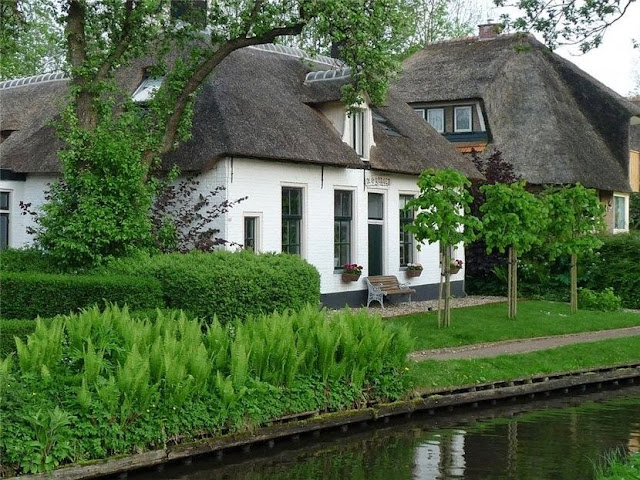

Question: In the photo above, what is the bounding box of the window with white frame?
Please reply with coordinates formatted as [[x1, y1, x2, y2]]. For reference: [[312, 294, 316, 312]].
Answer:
[[614, 195, 627, 230], [426, 108, 445, 133], [334, 190, 353, 269], [454, 106, 472, 132], [350, 111, 365, 157], [0, 191, 9, 251], [282, 187, 303, 254], [132, 76, 164, 103], [244, 216, 259, 251], [399, 195, 415, 266], [414, 108, 425, 119]]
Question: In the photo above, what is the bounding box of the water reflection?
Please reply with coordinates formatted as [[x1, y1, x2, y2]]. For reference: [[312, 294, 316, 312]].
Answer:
[[130, 387, 640, 480]]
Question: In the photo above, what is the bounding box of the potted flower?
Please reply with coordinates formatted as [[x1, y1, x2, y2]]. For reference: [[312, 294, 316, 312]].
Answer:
[[406, 263, 423, 277], [341, 263, 363, 282], [449, 259, 463, 274]]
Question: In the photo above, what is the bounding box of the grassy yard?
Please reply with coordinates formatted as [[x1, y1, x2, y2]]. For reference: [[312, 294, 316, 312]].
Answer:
[[408, 336, 640, 390], [386, 300, 640, 351]]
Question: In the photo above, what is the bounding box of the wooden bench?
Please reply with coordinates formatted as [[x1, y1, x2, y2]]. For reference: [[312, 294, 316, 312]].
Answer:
[[365, 275, 416, 308]]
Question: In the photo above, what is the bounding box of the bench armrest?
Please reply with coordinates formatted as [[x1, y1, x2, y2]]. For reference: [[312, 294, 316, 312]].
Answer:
[[399, 282, 411, 290]]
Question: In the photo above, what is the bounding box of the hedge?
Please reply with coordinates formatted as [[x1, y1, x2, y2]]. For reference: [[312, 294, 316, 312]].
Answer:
[[103, 250, 321, 323], [0, 273, 164, 319], [583, 232, 640, 309], [0, 248, 60, 273]]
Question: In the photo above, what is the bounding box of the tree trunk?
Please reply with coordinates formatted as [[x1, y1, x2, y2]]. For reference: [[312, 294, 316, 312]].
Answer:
[[508, 246, 518, 319], [444, 246, 452, 327], [437, 247, 444, 328], [570, 253, 578, 314]]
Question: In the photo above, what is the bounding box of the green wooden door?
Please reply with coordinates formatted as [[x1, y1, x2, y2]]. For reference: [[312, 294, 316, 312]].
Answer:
[[368, 224, 383, 275]]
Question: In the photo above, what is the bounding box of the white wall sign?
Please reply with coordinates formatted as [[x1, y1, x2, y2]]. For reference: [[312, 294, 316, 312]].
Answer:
[[366, 176, 391, 187]]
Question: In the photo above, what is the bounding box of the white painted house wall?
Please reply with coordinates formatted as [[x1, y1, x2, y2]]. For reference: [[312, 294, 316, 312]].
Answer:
[[0, 174, 54, 248], [218, 156, 464, 297]]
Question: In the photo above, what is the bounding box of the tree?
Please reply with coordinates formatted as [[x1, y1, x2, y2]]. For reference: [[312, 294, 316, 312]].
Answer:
[[543, 184, 606, 313], [405, 0, 483, 47], [11, 0, 413, 269], [497, 0, 637, 52], [480, 181, 547, 319], [405, 168, 480, 327], [0, 0, 65, 79]]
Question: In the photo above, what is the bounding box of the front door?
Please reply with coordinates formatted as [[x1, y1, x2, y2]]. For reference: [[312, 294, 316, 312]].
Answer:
[[368, 193, 384, 275]]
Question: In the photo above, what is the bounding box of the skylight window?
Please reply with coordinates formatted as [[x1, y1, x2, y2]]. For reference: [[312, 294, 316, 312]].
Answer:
[[132, 77, 164, 103]]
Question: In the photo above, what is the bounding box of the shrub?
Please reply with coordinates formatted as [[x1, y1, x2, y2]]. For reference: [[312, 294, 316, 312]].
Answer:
[[1, 305, 411, 475], [578, 288, 622, 312], [0, 273, 164, 319], [103, 250, 320, 323], [0, 248, 60, 273], [583, 232, 640, 309], [0, 319, 51, 357]]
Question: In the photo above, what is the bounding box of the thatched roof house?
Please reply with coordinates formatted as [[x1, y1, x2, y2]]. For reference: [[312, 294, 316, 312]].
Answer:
[[1, 44, 481, 306], [0, 44, 479, 179], [395, 32, 640, 195]]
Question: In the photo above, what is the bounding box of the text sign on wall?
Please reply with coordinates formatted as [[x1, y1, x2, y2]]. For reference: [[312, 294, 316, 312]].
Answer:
[[366, 176, 391, 187]]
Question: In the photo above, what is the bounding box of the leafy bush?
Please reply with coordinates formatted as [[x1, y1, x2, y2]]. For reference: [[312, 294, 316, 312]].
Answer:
[[103, 250, 321, 323], [0, 248, 60, 273], [583, 232, 640, 309], [0, 273, 163, 319], [0, 305, 411, 475], [578, 288, 622, 312], [0, 319, 50, 357]]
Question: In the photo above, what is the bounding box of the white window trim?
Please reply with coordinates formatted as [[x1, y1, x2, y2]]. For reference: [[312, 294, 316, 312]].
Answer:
[[398, 192, 419, 269], [343, 105, 374, 161], [132, 76, 164, 103], [414, 108, 425, 119], [613, 193, 629, 233], [454, 106, 473, 133], [242, 212, 263, 252], [426, 108, 445, 133]]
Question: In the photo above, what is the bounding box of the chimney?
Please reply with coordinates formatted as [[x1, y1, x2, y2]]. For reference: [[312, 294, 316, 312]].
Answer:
[[478, 21, 503, 40]]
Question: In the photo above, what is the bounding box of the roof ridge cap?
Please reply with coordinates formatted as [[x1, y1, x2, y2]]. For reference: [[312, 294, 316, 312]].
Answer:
[[0, 72, 68, 90], [248, 44, 344, 68]]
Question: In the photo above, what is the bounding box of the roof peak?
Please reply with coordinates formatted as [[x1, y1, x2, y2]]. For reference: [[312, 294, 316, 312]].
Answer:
[[0, 72, 68, 90], [248, 44, 344, 68]]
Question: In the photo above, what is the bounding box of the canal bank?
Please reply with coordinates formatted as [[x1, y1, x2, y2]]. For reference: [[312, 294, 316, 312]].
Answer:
[[17, 362, 640, 480]]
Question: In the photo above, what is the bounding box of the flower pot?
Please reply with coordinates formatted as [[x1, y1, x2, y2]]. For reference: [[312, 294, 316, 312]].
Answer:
[[406, 269, 422, 278], [342, 273, 361, 282], [448, 265, 461, 274]]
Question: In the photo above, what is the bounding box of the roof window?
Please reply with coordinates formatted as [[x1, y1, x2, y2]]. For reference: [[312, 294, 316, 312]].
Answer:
[[132, 77, 164, 103]]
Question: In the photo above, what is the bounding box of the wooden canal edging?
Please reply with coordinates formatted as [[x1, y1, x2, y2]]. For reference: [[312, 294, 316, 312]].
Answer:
[[16, 361, 640, 480]]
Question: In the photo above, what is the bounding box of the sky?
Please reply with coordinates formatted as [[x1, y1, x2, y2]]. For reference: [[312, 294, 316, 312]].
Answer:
[[481, 0, 640, 96]]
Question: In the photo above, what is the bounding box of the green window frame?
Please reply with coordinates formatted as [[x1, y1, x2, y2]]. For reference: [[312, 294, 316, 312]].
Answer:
[[282, 187, 302, 254], [399, 195, 414, 266], [334, 190, 353, 269], [0, 191, 9, 251]]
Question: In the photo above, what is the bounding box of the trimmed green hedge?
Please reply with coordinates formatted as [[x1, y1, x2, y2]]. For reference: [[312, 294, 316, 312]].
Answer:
[[0, 273, 164, 319], [584, 232, 640, 309], [0, 248, 60, 273], [104, 250, 321, 323]]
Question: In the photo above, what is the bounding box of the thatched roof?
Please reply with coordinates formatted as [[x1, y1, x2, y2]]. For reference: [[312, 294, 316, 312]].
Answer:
[[395, 33, 640, 192], [631, 99, 640, 152], [1, 44, 480, 179]]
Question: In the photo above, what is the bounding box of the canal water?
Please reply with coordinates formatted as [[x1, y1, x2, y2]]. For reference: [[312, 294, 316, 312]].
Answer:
[[131, 386, 640, 480]]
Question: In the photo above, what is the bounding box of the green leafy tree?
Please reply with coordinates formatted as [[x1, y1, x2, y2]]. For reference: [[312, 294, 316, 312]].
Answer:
[[11, 0, 413, 269], [480, 181, 548, 319], [497, 0, 637, 52], [543, 184, 606, 313], [405, 168, 480, 327], [630, 193, 640, 230], [0, 0, 66, 79]]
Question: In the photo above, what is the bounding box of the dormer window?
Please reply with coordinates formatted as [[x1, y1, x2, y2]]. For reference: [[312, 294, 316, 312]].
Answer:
[[350, 111, 365, 157], [426, 108, 445, 133], [132, 76, 164, 103], [454, 106, 472, 132]]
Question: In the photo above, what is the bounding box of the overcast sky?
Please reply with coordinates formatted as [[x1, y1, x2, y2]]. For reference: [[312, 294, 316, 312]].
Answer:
[[481, 1, 640, 96]]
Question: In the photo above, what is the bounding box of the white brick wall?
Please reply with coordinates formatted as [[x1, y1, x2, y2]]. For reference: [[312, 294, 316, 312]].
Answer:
[[0, 174, 55, 248], [221, 157, 465, 295]]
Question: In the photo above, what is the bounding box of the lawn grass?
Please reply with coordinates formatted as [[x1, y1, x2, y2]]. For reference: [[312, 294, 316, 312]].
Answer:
[[408, 336, 640, 390], [385, 300, 640, 350], [594, 451, 640, 480]]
